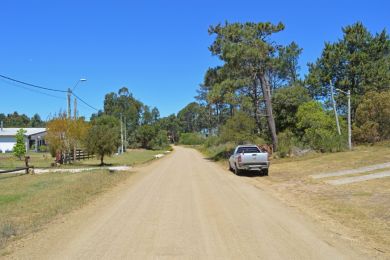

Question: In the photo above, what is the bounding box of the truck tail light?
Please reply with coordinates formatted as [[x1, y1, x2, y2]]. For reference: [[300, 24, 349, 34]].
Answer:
[[238, 155, 242, 164]]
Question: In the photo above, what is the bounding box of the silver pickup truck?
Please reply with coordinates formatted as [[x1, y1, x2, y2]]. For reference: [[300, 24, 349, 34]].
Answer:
[[228, 145, 269, 176]]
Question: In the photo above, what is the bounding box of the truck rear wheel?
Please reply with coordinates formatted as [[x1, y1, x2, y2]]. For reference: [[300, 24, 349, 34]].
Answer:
[[228, 162, 233, 171], [235, 165, 241, 176], [262, 168, 269, 176]]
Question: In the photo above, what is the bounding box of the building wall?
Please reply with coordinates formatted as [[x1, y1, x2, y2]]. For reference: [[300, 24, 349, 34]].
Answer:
[[0, 136, 29, 153]]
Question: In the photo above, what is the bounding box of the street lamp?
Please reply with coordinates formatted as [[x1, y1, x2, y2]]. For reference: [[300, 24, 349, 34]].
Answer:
[[66, 78, 87, 163], [335, 88, 352, 150], [67, 78, 87, 119], [72, 78, 87, 91]]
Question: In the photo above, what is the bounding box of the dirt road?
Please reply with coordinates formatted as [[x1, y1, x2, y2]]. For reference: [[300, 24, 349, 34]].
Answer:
[[6, 146, 365, 259]]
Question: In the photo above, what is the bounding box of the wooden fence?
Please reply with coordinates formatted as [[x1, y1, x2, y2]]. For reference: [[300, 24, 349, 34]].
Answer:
[[0, 156, 34, 175], [59, 149, 94, 164]]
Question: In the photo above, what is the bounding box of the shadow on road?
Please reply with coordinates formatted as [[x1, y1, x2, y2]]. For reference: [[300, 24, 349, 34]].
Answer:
[[232, 170, 268, 177]]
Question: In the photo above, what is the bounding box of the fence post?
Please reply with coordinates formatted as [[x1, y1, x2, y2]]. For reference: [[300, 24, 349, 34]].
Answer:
[[25, 156, 30, 174]]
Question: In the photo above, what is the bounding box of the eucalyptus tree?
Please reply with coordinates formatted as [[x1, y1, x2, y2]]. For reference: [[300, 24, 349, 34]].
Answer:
[[177, 102, 207, 133]]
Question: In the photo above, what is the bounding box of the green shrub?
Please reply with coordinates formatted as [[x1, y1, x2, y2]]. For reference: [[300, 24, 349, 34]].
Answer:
[[203, 136, 221, 148], [277, 130, 297, 158], [297, 101, 347, 152], [252, 136, 267, 147], [149, 130, 170, 150], [354, 91, 390, 143], [219, 111, 257, 144], [49, 145, 57, 157], [13, 129, 26, 160], [273, 85, 312, 133], [39, 145, 48, 152], [202, 142, 236, 161], [179, 133, 205, 145]]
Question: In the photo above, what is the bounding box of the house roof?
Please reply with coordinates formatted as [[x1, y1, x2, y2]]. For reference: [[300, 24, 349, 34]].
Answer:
[[0, 128, 46, 137]]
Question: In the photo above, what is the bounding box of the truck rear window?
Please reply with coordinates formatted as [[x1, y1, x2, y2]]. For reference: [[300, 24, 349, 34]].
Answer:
[[237, 147, 261, 153]]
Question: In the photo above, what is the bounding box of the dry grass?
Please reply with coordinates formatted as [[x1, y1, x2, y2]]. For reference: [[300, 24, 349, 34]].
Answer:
[[253, 143, 390, 256], [0, 149, 165, 251], [0, 170, 129, 250]]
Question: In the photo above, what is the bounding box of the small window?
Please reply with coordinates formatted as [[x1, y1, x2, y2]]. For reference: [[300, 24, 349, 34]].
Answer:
[[237, 147, 260, 154]]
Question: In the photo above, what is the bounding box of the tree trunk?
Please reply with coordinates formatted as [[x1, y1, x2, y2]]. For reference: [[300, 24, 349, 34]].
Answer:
[[252, 84, 262, 134], [208, 105, 213, 136], [259, 75, 278, 151], [229, 104, 234, 117], [100, 154, 104, 166]]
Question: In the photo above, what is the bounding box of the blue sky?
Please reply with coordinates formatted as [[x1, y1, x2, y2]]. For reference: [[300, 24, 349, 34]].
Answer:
[[0, 0, 389, 120]]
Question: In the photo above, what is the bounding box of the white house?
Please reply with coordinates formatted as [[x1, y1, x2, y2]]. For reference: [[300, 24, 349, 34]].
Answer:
[[0, 127, 47, 153]]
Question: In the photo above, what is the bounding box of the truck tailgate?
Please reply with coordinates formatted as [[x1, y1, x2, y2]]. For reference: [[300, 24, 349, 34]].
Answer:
[[241, 153, 268, 164]]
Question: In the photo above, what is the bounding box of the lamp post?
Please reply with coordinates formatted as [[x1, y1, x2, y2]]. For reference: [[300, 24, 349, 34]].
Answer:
[[67, 78, 87, 163], [67, 78, 87, 119], [336, 88, 352, 150]]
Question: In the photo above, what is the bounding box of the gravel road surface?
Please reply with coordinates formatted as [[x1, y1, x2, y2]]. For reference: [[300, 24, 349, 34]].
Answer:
[[6, 146, 365, 259]]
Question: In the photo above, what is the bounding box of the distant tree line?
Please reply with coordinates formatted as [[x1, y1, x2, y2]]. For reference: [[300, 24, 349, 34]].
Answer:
[[0, 112, 45, 127]]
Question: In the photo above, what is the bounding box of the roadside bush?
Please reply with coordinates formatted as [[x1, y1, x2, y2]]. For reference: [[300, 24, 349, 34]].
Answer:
[[135, 125, 170, 150], [149, 130, 170, 150], [49, 145, 57, 157], [353, 122, 380, 144], [136, 124, 157, 149], [219, 111, 257, 144], [39, 145, 48, 152], [202, 142, 236, 161], [277, 130, 299, 158], [354, 91, 390, 143], [297, 101, 347, 152], [179, 132, 205, 145], [203, 135, 221, 148]]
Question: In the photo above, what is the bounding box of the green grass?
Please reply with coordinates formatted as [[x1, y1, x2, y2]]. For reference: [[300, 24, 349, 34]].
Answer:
[[0, 148, 167, 251], [0, 149, 166, 170], [74, 149, 166, 167], [0, 152, 52, 170]]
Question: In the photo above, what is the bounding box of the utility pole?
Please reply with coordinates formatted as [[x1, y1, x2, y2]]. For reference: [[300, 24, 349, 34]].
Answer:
[[330, 81, 341, 135], [347, 90, 352, 150], [124, 116, 127, 152], [120, 114, 124, 154], [73, 96, 77, 162], [74, 97, 77, 119], [67, 78, 86, 162], [67, 88, 72, 119], [335, 88, 352, 151]]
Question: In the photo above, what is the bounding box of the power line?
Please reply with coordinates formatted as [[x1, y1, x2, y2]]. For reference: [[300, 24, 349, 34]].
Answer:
[[0, 73, 99, 114], [0, 74, 67, 93], [72, 92, 99, 111], [0, 78, 65, 100]]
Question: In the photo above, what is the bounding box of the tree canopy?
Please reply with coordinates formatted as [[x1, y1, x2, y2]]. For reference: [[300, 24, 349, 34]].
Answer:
[[0, 112, 45, 127], [84, 115, 120, 165], [306, 22, 390, 118]]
